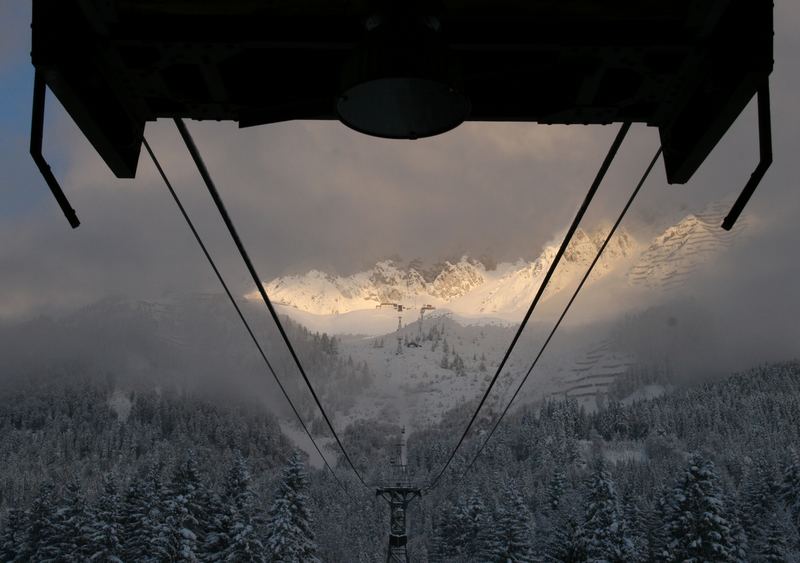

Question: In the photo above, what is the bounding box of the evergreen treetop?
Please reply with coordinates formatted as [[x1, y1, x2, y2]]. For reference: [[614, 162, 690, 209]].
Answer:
[[264, 451, 320, 563], [661, 453, 744, 562]]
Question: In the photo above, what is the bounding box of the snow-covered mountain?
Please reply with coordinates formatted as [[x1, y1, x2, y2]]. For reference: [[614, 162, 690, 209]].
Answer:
[[258, 259, 481, 316], [257, 202, 746, 330], [627, 202, 746, 290], [256, 226, 638, 320], [547, 340, 637, 402]]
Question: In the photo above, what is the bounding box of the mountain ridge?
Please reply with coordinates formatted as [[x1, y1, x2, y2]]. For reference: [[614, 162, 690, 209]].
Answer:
[[256, 203, 746, 323], [256, 226, 639, 317]]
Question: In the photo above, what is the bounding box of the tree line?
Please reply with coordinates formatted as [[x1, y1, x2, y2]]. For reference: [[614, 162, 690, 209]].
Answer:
[[428, 451, 800, 561], [2, 358, 800, 560], [0, 450, 319, 562]]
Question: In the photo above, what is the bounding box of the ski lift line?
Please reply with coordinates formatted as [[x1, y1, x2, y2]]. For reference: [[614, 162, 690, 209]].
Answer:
[[457, 146, 663, 483], [173, 118, 372, 491], [141, 138, 353, 498], [423, 122, 632, 493]]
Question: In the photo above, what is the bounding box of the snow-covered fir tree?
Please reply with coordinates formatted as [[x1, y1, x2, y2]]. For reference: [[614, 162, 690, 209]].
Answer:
[[23, 482, 60, 562], [621, 491, 647, 562], [264, 451, 319, 563], [440, 350, 449, 370], [494, 480, 533, 562], [737, 458, 782, 560], [542, 512, 585, 563], [476, 502, 506, 562], [547, 470, 567, 511], [220, 451, 266, 562], [580, 458, 630, 562], [759, 518, 791, 562], [661, 453, 744, 562], [120, 471, 168, 562], [460, 489, 488, 555], [0, 507, 27, 562], [87, 475, 124, 562], [52, 480, 93, 559], [119, 476, 150, 560], [644, 487, 669, 561], [162, 452, 209, 561], [781, 449, 800, 535], [428, 512, 449, 563], [433, 500, 463, 560]]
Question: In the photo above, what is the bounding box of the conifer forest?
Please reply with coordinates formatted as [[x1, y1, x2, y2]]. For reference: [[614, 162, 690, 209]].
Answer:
[[1, 359, 800, 561]]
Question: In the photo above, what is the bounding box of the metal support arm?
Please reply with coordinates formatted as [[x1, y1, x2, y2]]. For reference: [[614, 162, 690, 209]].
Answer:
[[721, 80, 772, 231], [30, 71, 80, 228]]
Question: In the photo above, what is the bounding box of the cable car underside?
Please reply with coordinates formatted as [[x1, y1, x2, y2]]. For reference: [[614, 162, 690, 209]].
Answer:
[[30, 0, 773, 228]]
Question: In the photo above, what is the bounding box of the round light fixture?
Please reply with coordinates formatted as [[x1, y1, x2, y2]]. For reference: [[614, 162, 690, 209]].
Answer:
[[336, 16, 470, 139]]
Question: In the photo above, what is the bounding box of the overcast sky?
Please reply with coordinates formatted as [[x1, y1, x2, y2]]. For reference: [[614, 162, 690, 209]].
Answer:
[[1, 1, 799, 330]]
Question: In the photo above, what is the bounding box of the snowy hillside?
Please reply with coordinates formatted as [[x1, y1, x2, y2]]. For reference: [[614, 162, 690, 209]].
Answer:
[[627, 202, 747, 290], [331, 312, 658, 429], [545, 340, 637, 405]]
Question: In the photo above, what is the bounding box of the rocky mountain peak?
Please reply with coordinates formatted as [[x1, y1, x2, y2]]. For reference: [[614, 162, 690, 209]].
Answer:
[[257, 206, 741, 318], [429, 258, 486, 300]]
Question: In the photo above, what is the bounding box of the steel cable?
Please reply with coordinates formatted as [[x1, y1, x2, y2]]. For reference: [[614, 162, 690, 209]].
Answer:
[[424, 123, 632, 492], [143, 137, 353, 497], [173, 119, 371, 490], [457, 146, 663, 482]]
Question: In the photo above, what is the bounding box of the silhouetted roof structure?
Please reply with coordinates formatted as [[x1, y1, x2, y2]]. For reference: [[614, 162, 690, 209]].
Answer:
[[31, 0, 772, 182]]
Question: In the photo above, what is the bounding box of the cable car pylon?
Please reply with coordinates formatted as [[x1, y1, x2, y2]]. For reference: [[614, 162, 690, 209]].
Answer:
[[376, 427, 421, 563]]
